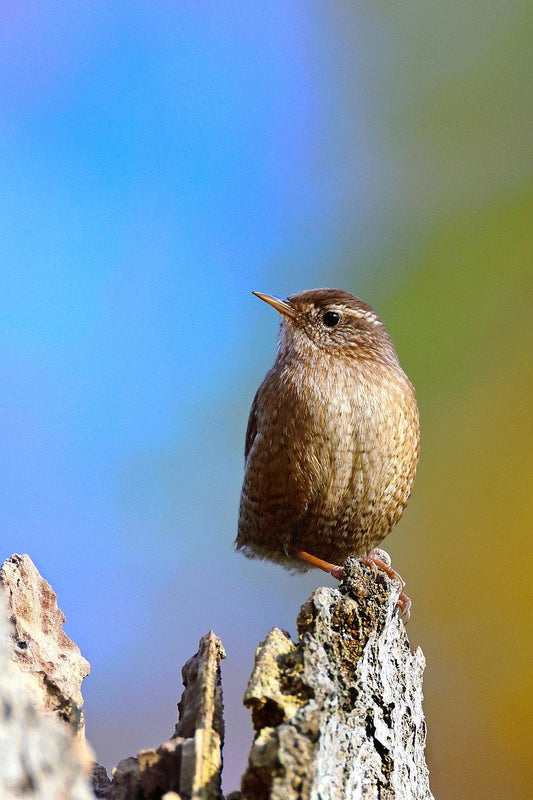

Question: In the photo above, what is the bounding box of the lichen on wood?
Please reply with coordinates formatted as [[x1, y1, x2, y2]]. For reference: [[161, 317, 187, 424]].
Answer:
[[0, 551, 433, 800], [239, 556, 433, 800]]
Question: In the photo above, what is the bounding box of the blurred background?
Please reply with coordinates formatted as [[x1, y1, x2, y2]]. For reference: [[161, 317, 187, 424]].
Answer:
[[1, 2, 532, 797]]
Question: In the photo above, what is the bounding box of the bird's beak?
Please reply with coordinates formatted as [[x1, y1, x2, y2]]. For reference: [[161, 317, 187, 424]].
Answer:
[[252, 291, 298, 321]]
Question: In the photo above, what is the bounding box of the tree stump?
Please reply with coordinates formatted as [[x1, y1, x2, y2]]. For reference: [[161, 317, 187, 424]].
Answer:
[[0, 553, 433, 799]]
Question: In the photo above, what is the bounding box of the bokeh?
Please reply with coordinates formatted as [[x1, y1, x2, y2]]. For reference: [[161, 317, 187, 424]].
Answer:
[[1, 3, 532, 798]]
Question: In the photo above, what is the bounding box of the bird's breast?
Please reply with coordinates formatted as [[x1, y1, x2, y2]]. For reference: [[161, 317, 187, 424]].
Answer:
[[254, 355, 418, 517]]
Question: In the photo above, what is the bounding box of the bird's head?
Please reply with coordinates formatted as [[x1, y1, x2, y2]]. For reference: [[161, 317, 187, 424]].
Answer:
[[253, 288, 400, 367]]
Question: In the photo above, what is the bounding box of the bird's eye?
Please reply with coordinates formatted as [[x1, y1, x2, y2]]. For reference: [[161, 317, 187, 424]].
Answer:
[[322, 311, 341, 328]]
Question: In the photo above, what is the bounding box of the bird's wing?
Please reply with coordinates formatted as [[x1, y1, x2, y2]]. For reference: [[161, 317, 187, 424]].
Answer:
[[244, 390, 259, 461]]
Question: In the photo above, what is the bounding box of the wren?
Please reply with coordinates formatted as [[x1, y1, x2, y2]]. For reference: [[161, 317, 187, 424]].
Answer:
[[236, 288, 420, 616]]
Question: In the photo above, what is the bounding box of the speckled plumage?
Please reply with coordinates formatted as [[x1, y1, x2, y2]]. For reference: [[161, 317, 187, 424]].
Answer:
[[236, 288, 420, 572]]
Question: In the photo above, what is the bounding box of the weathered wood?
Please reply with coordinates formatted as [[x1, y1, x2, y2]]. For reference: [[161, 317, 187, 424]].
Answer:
[[98, 631, 226, 800], [0, 552, 90, 734], [0, 554, 94, 800], [0, 552, 433, 799], [240, 556, 433, 800]]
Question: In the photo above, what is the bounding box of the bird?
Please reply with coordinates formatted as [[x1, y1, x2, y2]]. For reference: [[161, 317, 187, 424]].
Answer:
[[235, 288, 420, 617]]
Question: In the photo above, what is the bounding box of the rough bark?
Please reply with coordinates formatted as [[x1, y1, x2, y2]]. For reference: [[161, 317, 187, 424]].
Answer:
[[240, 556, 434, 800], [0, 552, 433, 800], [111, 630, 226, 800], [0, 554, 94, 800], [91, 630, 226, 800], [0, 552, 90, 734]]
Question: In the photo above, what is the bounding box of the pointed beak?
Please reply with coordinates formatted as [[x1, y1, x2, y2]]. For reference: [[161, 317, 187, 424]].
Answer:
[[252, 291, 298, 321]]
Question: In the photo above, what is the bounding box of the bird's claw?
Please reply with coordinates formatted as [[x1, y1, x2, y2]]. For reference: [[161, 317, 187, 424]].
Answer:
[[296, 548, 412, 623], [329, 565, 345, 580], [361, 549, 411, 622], [397, 591, 412, 622]]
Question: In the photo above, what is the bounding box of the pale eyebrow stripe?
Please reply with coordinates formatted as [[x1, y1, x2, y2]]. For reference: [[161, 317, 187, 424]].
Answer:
[[336, 307, 383, 326]]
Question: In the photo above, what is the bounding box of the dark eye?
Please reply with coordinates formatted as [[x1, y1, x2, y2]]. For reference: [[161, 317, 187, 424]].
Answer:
[[322, 311, 341, 328]]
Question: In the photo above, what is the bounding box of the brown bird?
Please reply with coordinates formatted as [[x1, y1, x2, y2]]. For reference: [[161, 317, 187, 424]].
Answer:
[[236, 288, 420, 617]]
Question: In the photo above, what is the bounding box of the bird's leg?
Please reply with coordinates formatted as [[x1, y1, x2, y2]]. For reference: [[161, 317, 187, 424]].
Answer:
[[295, 550, 344, 580], [361, 549, 412, 622], [361, 549, 405, 586], [296, 548, 412, 622]]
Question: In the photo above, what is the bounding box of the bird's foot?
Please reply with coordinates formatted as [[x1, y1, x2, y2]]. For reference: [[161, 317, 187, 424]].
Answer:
[[360, 549, 404, 586], [361, 549, 411, 622], [396, 592, 412, 622], [295, 548, 411, 621], [295, 550, 344, 580]]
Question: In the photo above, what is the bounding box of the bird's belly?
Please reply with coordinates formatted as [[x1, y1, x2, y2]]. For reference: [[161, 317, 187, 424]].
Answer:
[[237, 367, 418, 566]]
